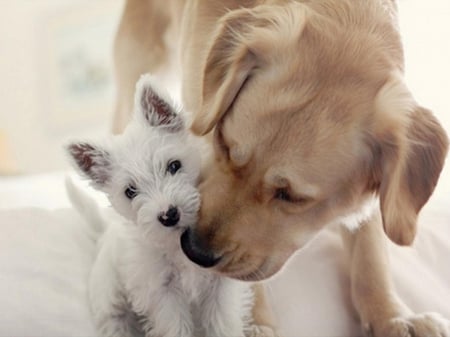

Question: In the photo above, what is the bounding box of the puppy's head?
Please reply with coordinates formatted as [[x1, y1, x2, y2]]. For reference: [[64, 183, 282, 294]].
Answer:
[[183, 4, 448, 280], [68, 75, 201, 242]]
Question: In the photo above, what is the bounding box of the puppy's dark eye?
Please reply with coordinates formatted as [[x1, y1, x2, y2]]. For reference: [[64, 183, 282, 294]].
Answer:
[[125, 185, 138, 199], [167, 160, 182, 175], [274, 188, 293, 202]]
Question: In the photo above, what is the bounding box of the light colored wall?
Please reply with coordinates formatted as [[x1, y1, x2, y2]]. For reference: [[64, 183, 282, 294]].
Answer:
[[0, 0, 123, 173]]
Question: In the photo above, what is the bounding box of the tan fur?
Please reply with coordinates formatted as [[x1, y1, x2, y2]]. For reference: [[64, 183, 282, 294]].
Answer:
[[113, 0, 449, 336]]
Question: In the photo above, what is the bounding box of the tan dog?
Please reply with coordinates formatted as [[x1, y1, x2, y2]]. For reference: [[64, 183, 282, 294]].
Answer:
[[113, 1, 449, 336]]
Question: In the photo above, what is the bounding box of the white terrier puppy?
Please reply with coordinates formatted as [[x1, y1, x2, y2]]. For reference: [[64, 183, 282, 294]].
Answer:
[[66, 75, 256, 337]]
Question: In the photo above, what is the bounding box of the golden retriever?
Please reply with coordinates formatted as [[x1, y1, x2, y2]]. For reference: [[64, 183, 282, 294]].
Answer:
[[113, 0, 449, 336]]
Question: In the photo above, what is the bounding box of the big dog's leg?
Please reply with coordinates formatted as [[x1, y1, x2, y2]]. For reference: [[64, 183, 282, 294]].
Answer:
[[246, 283, 280, 337], [113, 0, 183, 133], [342, 211, 449, 337]]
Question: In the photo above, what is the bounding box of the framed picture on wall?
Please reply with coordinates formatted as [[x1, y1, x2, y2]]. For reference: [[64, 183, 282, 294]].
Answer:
[[36, 1, 123, 134]]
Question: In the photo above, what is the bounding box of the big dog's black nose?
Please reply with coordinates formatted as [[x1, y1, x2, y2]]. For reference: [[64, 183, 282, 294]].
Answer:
[[180, 228, 221, 268]]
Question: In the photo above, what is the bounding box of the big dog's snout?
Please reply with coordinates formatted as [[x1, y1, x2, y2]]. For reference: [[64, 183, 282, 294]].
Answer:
[[180, 228, 221, 268]]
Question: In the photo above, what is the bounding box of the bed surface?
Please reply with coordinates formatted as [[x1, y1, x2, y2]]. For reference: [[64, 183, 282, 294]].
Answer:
[[0, 171, 449, 337]]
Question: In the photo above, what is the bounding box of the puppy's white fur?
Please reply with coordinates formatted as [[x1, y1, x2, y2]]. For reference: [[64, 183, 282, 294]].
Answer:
[[66, 75, 253, 337]]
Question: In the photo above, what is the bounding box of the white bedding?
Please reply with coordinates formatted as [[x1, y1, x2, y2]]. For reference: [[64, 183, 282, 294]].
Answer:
[[0, 171, 449, 337]]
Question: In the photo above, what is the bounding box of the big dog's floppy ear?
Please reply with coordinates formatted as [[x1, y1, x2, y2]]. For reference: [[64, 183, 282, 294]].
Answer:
[[373, 73, 448, 245], [191, 3, 308, 135]]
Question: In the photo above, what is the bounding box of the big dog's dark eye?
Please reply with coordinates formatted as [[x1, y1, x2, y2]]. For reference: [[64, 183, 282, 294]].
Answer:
[[167, 160, 182, 175], [274, 188, 293, 202], [125, 185, 138, 199], [274, 188, 308, 205]]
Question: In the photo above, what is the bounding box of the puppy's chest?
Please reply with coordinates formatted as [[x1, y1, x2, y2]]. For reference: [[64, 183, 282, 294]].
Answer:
[[160, 253, 216, 302], [121, 239, 215, 303]]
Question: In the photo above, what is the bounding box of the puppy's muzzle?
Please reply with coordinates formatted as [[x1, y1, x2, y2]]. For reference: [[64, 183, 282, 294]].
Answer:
[[180, 228, 221, 268]]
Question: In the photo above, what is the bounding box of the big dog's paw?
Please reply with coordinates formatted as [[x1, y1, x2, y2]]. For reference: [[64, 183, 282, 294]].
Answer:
[[366, 312, 450, 337], [246, 324, 281, 337]]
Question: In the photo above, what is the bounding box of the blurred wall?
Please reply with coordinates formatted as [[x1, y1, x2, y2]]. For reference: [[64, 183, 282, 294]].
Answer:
[[0, 0, 123, 173]]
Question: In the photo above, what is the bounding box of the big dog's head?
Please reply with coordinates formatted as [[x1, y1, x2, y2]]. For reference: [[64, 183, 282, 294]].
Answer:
[[180, 3, 448, 280]]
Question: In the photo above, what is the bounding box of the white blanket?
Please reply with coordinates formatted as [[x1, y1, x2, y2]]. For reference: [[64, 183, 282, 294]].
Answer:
[[0, 171, 449, 337]]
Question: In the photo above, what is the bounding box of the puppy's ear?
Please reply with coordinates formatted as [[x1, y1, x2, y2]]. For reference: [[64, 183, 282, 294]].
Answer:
[[67, 142, 112, 188], [134, 74, 183, 132], [191, 3, 308, 135], [372, 74, 448, 245]]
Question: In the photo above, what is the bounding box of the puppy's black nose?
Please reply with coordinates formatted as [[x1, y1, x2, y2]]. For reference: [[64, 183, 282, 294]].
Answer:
[[180, 228, 221, 268], [158, 206, 180, 227]]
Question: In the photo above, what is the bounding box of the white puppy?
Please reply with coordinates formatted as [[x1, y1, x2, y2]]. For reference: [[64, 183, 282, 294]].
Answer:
[[66, 75, 254, 337]]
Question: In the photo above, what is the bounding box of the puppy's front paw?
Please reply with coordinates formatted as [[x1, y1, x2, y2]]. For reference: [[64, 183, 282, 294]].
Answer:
[[365, 312, 450, 337], [246, 324, 280, 337]]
